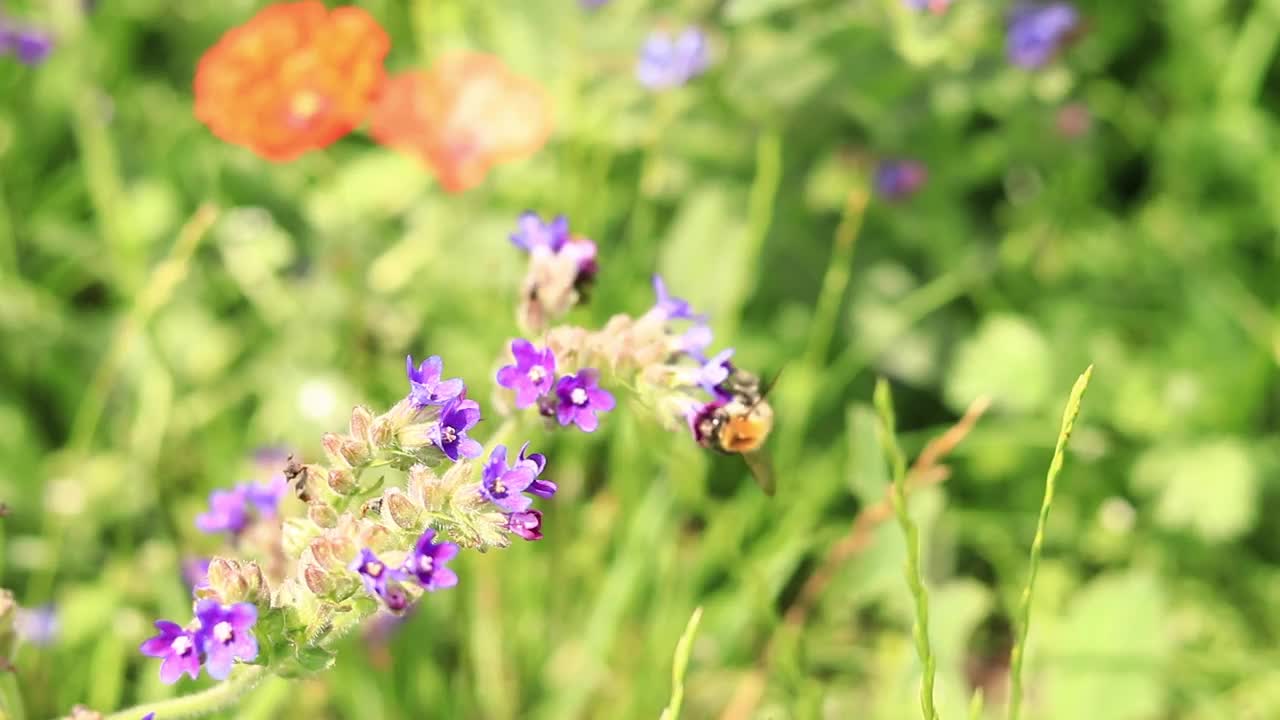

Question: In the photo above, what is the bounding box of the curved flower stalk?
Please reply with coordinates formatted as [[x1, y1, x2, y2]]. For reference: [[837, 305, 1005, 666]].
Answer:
[[104, 354, 555, 719]]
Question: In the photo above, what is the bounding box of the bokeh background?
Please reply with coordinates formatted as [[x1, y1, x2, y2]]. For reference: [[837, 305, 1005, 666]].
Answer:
[[3, 0, 1279, 718]]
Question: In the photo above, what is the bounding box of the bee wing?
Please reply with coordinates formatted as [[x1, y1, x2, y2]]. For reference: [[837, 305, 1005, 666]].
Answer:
[[742, 449, 776, 496]]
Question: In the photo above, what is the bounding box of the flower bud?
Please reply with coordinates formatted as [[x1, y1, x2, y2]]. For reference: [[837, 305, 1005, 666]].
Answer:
[[396, 422, 434, 451], [382, 488, 421, 531], [303, 563, 336, 597], [321, 432, 349, 469], [370, 414, 396, 448], [205, 557, 267, 604], [341, 438, 371, 467], [349, 405, 375, 444], [309, 536, 353, 572], [308, 502, 339, 529], [327, 468, 358, 495], [65, 706, 104, 720], [407, 463, 440, 507]]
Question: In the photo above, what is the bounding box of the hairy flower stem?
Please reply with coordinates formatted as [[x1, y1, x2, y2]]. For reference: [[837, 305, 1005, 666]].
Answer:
[[1006, 366, 1093, 720], [874, 379, 939, 720], [102, 665, 267, 720]]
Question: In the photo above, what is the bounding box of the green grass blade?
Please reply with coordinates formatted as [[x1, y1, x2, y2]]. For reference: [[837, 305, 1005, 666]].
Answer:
[[1006, 365, 1094, 720], [873, 378, 939, 720], [658, 606, 703, 720]]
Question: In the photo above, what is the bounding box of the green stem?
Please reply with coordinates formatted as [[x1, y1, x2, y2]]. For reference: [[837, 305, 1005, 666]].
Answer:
[[1006, 365, 1094, 720], [102, 666, 268, 720], [803, 189, 869, 369], [658, 606, 703, 720], [874, 379, 939, 720]]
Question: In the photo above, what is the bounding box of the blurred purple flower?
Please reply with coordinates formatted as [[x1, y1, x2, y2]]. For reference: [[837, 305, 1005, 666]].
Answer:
[[696, 348, 735, 398], [553, 369, 615, 432], [195, 488, 250, 534], [183, 557, 212, 593], [1007, 3, 1079, 69], [0, 19, 54, 66], [429, 397, 483, 461], [581, 0, 611, 8], [402, 529, 459, 592], [510, 212, 570, 253], [406, 354, 465, 407], [14, 604, 58, 646], [194, 600, 258, 680], [480, 445, 536, 513], [507, 510, 543, 541], [139, 621, 202, 684], [496, 339, 557, 409], [637, 27, 710, 90], [651, 275, 704, 322], [874, 159, 928, 200]]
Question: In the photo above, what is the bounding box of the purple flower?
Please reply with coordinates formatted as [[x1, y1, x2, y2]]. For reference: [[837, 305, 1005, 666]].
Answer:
[[515, 441, 556, 498], [510, 212, 569, 253], [351, 548, 400, 600], [428, 397, 483, 461], [14, 604, 58, 646], [0, 20, 54, 66], [195, 488, 250, 534], [403, 529, 459, 591], [142, 714, 155, 720], [581, 0, 610, 8], [183, 557, 212, 593], [1007, 3, 1079, 69], [553, 369, 615, 432], [480, 445, 536, 513], [242, 476, 286, 516], [506, 510, 543, 541], [651, 275, 705, 322], [696, 348, 735, 397], [139, 620, 202, 684], [497, 339, 557, 408], [194, 600, 259, 680], [637, 27, 710, 90], [675, 324, 714, 357], [406, 355, 465, 407], [874, 160, 928, 200]]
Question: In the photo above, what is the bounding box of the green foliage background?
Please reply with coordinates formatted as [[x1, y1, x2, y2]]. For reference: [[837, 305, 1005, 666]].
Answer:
[[2, 0, 1279, 718]]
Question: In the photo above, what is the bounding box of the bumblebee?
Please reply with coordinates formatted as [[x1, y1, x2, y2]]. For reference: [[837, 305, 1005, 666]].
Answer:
[[692, 368, 777, 495]]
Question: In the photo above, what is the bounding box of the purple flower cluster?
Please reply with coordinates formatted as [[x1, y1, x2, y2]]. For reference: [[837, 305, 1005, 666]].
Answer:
[[195, 476, 287, 535], [496, 339, 616, 432], [637, 27, 710, 90], [510, 211, 599, 289], [0, 16, 54, 66], [139, 600, 259, 683], [404, 354, 484, 461], [1007, 3, 1080, 69], [481, 442, 557, 541], [351, 529, 460, 610]]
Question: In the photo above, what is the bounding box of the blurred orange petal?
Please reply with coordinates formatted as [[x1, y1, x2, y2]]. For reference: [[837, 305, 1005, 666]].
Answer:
[[369, 53, 553, 192], [194, 2, 390, 161]]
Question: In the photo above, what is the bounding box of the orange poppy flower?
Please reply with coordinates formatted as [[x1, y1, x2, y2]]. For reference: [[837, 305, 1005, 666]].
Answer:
[[368, 53, 553, 192], [194, 2, 390, 161]]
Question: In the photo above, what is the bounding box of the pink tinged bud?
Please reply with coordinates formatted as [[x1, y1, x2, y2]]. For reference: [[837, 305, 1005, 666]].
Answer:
[[383, 489, 421, 531], [370, 415, 396, 448], [303, 563, 336, 596], [349, 405, 375, 442], [340, 438, 370, 467], [327, 468, 357, 495], [321, 433, 349, 468], [308, 502, 339, 529], [356, 522, 393, 553], [205, 558, 266, 604]]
